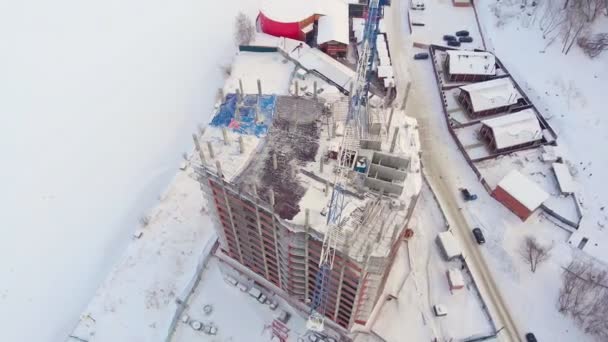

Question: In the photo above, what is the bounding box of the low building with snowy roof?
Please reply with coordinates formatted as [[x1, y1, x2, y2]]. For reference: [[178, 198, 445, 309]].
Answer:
[[444, 50, 496, 82], [552, 162, 575, 195], [259, 0, 352, 58], [436, 231, 461, 261], [458, 77, 524, 117], [479, 109, 543, 153], [492, 170, 549, 220]]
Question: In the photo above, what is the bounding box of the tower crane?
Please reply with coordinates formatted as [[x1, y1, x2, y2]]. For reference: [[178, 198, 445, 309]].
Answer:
[[306, 0, 382, 332]]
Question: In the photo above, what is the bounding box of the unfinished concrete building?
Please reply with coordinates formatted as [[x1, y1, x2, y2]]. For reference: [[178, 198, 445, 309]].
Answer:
[[194, 88, 421, 331]]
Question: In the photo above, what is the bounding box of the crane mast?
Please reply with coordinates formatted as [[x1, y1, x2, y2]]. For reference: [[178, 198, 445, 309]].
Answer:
[[307, 0, 382, 332]]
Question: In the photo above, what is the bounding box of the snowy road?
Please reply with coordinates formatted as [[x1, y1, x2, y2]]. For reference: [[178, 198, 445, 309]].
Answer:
[[384, 1, 521, 341]]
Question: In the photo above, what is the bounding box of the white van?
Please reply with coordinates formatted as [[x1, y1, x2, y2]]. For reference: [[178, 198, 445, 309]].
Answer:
[[411, 0, 425, 10]]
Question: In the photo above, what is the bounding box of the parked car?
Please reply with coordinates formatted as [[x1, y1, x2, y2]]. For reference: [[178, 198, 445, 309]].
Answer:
[[460, 188, 478, 201], [443, 34, 457, 41], [455, 30, 470, 37], [433, 304, 448, 317], [414, 52, 429, 60], [410, 0, 425, 10], [472, 228, 486, 245], [525, 333, 537, 342], [447, 40, 461, 47], [459, 36, 474, 43]]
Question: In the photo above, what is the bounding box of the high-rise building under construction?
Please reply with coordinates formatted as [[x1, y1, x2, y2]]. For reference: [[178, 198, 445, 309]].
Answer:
[[194, 88, 421, 331]]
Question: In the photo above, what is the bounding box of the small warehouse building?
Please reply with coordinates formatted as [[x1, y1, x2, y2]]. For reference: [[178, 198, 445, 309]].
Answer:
[[259, 0, 350, 57], [493, 170, 549, 220], [444, 50, 496, 82], [453, 0, 471, 7], [447, 268, 465, 291], [436, 231, 462, 261], [553, 162, 575, 195], [479, 109, 543, 154], [458, 78, 524, 117]]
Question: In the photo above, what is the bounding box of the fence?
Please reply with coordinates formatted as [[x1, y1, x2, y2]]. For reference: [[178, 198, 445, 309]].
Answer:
[[163, 234, 219, 342], [238, 45, 278, 53]]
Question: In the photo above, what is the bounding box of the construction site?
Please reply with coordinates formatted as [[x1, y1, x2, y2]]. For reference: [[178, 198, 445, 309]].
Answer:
[[188, 0, 421, 336]]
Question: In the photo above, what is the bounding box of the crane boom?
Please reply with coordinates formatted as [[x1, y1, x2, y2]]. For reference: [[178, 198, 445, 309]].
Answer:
[[307, 0, 382, 332]]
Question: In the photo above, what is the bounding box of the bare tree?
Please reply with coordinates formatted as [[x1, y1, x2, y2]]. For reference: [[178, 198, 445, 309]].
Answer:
[[558, 258, 608, 339], [577, 33, 608, 57], [234, 12, 255, 46], [519, 236, 553, 272]]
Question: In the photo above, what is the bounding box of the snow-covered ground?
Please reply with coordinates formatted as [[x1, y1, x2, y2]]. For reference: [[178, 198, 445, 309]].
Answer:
[[371, 183, 495, 342], [389, 0, 605, 340], [0, 1, 258, 341], [476, 0, 608, 263], [70, 166, 217, 342], [171, 257, 308, 342]]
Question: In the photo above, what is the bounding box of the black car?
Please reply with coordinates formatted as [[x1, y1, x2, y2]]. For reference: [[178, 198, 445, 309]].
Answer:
[[525, 333, 537, 342], [460, 188, 477, 201], [447, 40, 461, 47], [414, 52, 429, 60], [472, 228, 485, 244], [443, 35, 457, 41], [455, 30, 470, 37], [459, 36, 474, 43]]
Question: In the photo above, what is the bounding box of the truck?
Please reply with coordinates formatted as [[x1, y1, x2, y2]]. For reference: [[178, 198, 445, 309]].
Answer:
[[436, 231, 462, 261]]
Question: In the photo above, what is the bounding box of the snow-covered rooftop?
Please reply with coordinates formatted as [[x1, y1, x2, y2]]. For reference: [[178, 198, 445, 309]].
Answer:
[[460, 77, 522, 112], [497, 170, 549, 211], [261, 0, 350, 45], [260, 0, 319, 23], [552, 162, 575, 194], [295, 47, 355, 90], [481, 109, 542, 149], [317, 1, 349, 45], [446, 50, 496, 76]]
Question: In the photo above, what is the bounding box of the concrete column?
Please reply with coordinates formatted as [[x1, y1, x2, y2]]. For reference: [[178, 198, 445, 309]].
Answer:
[[238, 136, 245, 154], [257, 79, 262, 96], [386, 107, 395, 133], [239, 78, 244, 97], [192, 134, 205, 164], [313, 81, 317, 100], [219, 180, 244, 265], [236, 88, 242, 103], [215, 160, 223, 179], [272, 152, 278, 170], [268, 189, 284, 290], [349, 247, 371, 328], [319, 159, 324, 173], [222, 127, 229, 145], [295, 81, 299, 97], [325, 180, 330, 196], [333, 236, 350, 321], [207, 141, 215, 159], [304, 209, 311, 302], [390, 127, 400, 153], [252, 184, 271, 280]]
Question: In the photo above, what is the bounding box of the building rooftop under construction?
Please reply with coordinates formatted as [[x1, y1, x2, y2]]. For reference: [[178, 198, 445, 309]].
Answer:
[[194, 79, 421, 330]]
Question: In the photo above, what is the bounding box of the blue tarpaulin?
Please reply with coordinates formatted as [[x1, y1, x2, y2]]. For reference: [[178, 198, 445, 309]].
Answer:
[[209, 93, 276, 137]]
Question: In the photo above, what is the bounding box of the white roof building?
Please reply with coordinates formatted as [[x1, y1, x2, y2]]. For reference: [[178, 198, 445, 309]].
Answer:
[[481, 109, 542, 150], [460, 78, 523, 112], [447, 50, 496, 76], [437, 231, 462, 260], [553, 163, 576, 194], [261, 0, 350, 45], [497, 170, 549, 211]]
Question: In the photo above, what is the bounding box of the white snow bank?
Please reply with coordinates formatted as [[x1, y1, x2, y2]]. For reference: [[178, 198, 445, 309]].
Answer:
[[70, 167, 217, 342]]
